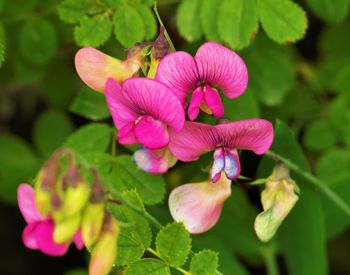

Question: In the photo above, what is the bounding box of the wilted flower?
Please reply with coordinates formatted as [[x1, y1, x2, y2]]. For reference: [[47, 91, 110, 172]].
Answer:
[[18, 184, 83, 256], [254, 163, 299, 242], [155, 42, 248, 120], [169, 173, 231, 234], [169, 119, 274, 182]]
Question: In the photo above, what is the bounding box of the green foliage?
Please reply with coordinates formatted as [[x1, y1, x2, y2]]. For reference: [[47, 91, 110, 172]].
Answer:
[[156, 222, 191, 267], [0, 23, 4, 68], [218, 0, 258, 50], [33, 109, 74, 157], [306, 0, 349, 24], [190, 250, 219, 275], [303, 119, 337, 152], [74, 14, 112, 47], [108, 156, 166, 205], [69, 87, 110, 121], [0, 134, 38, 204], [124, 259, 170, 275], [200, 0, 220, 41], [58, 0, 97, 24], [18, 19, 58, 65], [176, 0, 202, 42], [136, 4, 157, 40], [257, 0, 307, 44]]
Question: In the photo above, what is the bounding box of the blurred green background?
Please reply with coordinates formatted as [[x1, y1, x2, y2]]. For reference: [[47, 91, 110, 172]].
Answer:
[[1, 0, 350, 274]]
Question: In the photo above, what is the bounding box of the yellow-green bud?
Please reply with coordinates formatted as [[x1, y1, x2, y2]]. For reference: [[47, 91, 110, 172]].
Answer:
[[82, 203, 105, 248], [34, 189, 51, 217], [53, 213, 81, 244], [254, 163, 299, 242], [63, 183, 90, 217]]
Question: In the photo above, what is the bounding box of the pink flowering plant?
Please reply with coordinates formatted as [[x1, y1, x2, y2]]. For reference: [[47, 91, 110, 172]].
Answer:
[[3, 2, 350, 275]]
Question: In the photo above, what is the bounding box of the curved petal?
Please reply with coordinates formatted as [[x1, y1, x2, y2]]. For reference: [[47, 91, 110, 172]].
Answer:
[[18, 184, 43, 224], [73, 229, 84, 250], [203, 86, 224, 118], [75, 47, 139, 93], [35, 220, 69, 256], [117, 122, 138, 145], [22, 223, 39, 250], [169, 175, 231, 234], [188, 86, 203, 121], [122, 78, 185, 132], [224, 149, 241, 180], [133, 116, 170, 149], [211, 148, 225, 182], [195, 42, 248, 98], [133, 147, 177, 174], [155, 51, 199, 105]]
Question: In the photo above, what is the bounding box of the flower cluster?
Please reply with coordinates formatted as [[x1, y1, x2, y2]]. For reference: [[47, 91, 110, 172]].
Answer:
[[18, 150, 119, 275], [75, 31, 274, 234]]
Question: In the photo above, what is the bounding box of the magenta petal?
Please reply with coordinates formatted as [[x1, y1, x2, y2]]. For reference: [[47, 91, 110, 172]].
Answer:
[[203, 86, 224, 118], [195, 42, 248, 98], [73, 230, 84, 250], [188, 86, 203, 121], [18, 184, 43, 224], [133, 147, 177, 174], [118, 122, 138, 145], [106, 78, 139, 132], [155, 51, 199, 105], [35, 220, 69, 256], [133, 116, 169, 149], [22, 223, 39, 250], [169, 176, 231, 234]]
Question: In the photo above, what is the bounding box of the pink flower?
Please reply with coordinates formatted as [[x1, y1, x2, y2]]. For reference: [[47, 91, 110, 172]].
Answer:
[[169, 173, 231, 234], [105, 77, 185, 150], [155, 42, 248, 120], [18, 184, 83, 256], [169, 119, 274, 182]]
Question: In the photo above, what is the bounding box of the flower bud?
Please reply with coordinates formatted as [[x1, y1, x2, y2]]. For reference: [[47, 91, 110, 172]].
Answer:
[[82, 203, 105, 248], [254, 163, 299, 242], [53, 213, 81, 244], [89, 215, 120, 275], [63, 183, 90, 217]]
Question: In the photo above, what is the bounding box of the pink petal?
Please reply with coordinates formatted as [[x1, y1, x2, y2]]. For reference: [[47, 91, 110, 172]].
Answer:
[[73, 229, 84, 250], [195, 42, 248, 98], [188, 86, 204, 121], [133, 116, 170, 149], [118, 122, 138, 145], [169, 175, 231, 234], [133, 147, 177, 174], [35, 220, 69, 256], [75, 47, 139, 93], [105, 78, 139, 132], [121, 78, 185, 132], [22, 223, 39, 250], [203, 86, 224, 118], [169, 119, 274, 161], [18, 183, 43, 224], [155, 51, 199, 105]]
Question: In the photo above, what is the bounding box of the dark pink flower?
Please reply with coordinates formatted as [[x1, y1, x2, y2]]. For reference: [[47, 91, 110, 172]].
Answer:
[[18, 184, 83, 256], [169, 119, 274, 182], [155, 42, 248, 120], [105, 78, 185, 150]]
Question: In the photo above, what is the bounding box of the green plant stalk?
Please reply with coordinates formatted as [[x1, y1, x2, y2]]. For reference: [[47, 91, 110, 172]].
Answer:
[[261, 246, 279, 275], [153, 1, 176, 51], [265, 150, 350, 217]]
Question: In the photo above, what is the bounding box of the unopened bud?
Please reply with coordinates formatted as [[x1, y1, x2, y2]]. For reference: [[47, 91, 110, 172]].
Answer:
[[34, 189, 51, 217], [90, 169, 105, 203], [53, 213, 81, 244], [147, 53, 160, 79], [89, 216, 119, 275], [254, 163, 299, 242], [82, 203, 105, 248], [151, 26, 170, 60]]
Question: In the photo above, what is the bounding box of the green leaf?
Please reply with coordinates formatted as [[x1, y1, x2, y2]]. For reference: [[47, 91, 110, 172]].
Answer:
[[190, 250, 219, 275], [109, 155, 166, 205], [124, 259, 170, 275], [18, 19, 58, 65], [218, 0, 258, 50], [0, 23, 4, 68], [69, 87, 110, 121], [58, 0, 95, 24], [64, 123, 111, 154], [0, 134, 38, 204], [33, 109, 74, 157], [241, 34, 296, 106], [176, 0, 202, 42], [306, 0, 349, 24], [223, 90, 259, 120], [200, 0, 220, 41], [258, 0, 307, 44], [3, 0, 37, 15], [303, 119, 337, 152], [113, 5, 145, 48], [136, 5, 156, 40], [156, 222, 191, 267], [260, 120, 327, 275], [74, 14, 112, 47]]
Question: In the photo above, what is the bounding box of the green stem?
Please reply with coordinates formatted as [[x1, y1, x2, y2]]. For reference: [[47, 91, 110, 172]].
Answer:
[[146, 247, 191, 275], [265, 150, 350, 217], [111, 129, 117, 159], [261, 246, 279, 275], [153, 1, 176, 51]]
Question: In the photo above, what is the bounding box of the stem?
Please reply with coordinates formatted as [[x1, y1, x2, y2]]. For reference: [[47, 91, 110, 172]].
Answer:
[[146, 247, 191, 275], [265, 150, 350, 217], [111, 129, 117, 159], [153, 1, 176, 51], [261, 246, 279, 275]]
